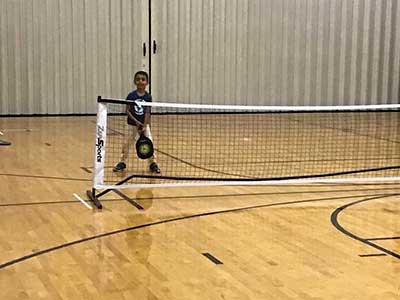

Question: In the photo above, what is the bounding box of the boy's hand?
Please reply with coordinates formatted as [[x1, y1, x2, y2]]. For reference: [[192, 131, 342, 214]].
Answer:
[[138, 125, 144, 134]]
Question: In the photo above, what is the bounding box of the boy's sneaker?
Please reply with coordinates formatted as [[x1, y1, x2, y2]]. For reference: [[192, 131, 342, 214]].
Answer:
[[113, 162, 126, 172], [149, 162, 161, 173]]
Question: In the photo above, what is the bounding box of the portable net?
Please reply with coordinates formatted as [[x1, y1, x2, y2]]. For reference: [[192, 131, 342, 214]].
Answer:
[[92, 98, 400, 189]]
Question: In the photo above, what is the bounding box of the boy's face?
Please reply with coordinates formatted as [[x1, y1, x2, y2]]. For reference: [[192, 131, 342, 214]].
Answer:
[[134, 74, 148, 90]]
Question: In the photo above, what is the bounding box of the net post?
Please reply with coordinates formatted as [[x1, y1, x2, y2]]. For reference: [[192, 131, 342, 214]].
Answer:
[[89, 97, 108, 208], [86, 188, 102, 209], [86, 96, 105, 209]]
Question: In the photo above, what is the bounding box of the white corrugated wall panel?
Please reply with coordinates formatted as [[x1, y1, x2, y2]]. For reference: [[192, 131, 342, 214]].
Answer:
[[0, 1, 6, 113], [1, 0, 400, 114], [258, 0, 272, 106], [0, 0, 146, 115], [389, 0, 400, 104], [151, 0, 400, 106]]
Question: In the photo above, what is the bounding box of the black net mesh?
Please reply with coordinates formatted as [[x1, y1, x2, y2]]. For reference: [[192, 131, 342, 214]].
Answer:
[[101, 100, 400, 186]]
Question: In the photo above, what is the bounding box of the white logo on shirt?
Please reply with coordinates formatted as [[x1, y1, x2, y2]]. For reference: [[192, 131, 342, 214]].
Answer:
[[134, 100, 145, 115]]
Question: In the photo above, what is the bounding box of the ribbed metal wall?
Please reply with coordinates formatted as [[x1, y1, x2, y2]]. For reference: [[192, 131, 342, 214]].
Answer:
[[1, 0, 400, 115], [152, 0, 400, 106], [0, 0, 147, 115]]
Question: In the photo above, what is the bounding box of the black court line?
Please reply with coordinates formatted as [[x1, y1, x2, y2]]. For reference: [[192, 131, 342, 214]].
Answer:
[[155, 149, 400, 180], [366, 237, 400, 241], [202, 252, 223, 264], [185, 157, 400, 166], [1, 114, 95, 117], [81, 155, 400, 169], [359, 254, 387, 257], [81, 164, 400, 187], [112, 189, 144, 210], [0, 128, 35, 132], [80, 167, 92, 174], [288, 117, 400, 145], [155, 149, 255, 179], [0, 173, 91, 182], [0, 193, 392, 269], [114, 165, 400, 182], [331, 194, 400, 260]]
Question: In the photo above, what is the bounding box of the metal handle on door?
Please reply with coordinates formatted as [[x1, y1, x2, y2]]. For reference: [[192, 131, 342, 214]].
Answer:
[[153, 40, 157, 54], [143, 43, 146, 56]]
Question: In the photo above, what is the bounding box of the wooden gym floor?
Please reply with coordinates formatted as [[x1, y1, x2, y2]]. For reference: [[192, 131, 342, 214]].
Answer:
[[0, 116, 399, 300]]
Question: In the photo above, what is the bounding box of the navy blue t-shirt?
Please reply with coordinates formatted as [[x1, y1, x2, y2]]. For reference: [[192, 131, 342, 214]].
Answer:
[[126, 90, 152, 125]]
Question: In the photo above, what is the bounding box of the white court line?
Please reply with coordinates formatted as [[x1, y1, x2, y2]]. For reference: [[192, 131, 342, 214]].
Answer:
[[73, 193, 93, 210]]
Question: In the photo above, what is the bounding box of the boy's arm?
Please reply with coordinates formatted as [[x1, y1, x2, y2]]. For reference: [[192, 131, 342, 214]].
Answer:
[[144, 107, 151, 127], [143, 95, 152, 127], [126, 106, 144, 127]]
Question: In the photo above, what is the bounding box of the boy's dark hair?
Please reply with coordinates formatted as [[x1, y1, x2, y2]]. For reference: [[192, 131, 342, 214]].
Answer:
[[134, 71, 149, 82]]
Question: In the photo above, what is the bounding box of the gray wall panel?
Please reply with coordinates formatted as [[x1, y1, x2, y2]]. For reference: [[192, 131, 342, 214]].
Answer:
[[152, 0, 400, 106], [1, 0, 399, 114], [0, 0, 146, 115], [389, 0, 400, 104]]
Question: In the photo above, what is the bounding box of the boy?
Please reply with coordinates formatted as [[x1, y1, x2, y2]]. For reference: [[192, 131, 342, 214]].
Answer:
[[113, 71, 161, 173]]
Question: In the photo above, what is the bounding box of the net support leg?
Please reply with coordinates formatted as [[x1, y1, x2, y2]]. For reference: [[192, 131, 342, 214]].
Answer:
[[86, 188, 103, 209], [86, 175, 138, 208], [0, 140, 11, 146]]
